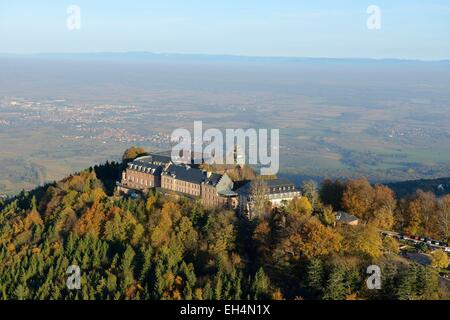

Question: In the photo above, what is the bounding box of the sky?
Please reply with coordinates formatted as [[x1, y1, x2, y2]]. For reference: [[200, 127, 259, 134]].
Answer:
[[0, 0, 449, 60]]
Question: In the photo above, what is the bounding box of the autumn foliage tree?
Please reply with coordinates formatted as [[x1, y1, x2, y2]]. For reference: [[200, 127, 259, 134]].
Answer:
[[341, 178, 396, 229], [342, 178, 374, 219], [399, 190, 441, 238], [274, 215, 342, 263], [286, 197, 313, 217], [430, 250, 450, 269], [122, 146, 147, 163], [249, 178, 269, 220], [438, 195, 450, 243]]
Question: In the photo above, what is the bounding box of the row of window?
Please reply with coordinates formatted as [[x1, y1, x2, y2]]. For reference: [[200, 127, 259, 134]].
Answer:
[[160, 177, 201, 195], [204, 192, 218, 200], [174, 187, 200, 195], [268, 192, 300, 199], [176, 181, 200, 190], [127, 176, 154, 187], [126, 174, 226, 202], [269, 186, 296, 192]]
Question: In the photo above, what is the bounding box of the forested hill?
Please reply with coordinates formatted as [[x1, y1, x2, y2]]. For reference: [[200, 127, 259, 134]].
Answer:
[[387, 177, 450, 199], [0, 161, 449, 300]]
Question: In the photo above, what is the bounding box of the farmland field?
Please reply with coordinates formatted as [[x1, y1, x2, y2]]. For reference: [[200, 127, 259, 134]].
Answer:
[[1, 55, 450, 194]]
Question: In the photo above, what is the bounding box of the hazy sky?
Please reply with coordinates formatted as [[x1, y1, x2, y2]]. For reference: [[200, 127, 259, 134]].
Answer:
[[0, 0, 449, 60]]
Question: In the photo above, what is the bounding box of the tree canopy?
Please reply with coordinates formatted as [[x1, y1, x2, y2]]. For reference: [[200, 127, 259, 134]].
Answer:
[[0, 163, 448, 300]]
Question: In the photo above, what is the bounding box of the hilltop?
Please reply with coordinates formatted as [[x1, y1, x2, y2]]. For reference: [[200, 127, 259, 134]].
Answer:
[[0, 154, 449, 300]]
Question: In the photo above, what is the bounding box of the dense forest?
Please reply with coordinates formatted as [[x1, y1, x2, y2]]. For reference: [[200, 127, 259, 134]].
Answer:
[[0, 153, 449, 300], [387, 177, 450, 199]]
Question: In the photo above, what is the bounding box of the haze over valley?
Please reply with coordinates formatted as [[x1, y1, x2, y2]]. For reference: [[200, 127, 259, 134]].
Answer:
[[1, 53, 450, 195]]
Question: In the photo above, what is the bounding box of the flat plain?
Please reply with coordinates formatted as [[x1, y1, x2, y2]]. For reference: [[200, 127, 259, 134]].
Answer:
[[1, 55, 449, 194]]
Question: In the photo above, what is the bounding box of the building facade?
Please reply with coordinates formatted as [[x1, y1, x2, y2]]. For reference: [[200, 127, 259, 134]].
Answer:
[[116, 156, 167, 194], [117, 153, 236, 209], [117, 153, 300, 214], [237, 179, 301, 218], [201, 173, 236, 209], [161, 164, 205, 197]]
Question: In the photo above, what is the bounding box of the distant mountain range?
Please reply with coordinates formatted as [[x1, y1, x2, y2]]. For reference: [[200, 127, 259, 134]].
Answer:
[[2, 52, 450, 65], [387, 177, 450, 198]]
